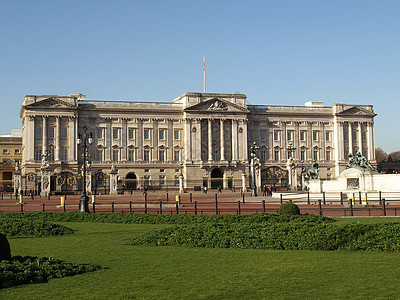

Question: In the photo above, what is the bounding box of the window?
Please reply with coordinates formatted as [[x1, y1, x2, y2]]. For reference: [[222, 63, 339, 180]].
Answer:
[[313, 150, 318, 161], [49, 149, 55, 161], [159, 175, 165, 186], [273, 130, 279, 141], [159, 129, 165, 140], [313, 131, 318, 141], [128, 149, 135, 161], [159, 149, 165, 161], [2, 149, 9, 154], [61, 128, 67, 139], [325, 131, 330, 141], [113, 128, 119, 139], [174, 176, 179, 186], [213, 150, 219, 161], [300, 131, 306, 141], [225, 151, 231, 161], [201, 151, 206, 161], [201, 129, 206, 140], [144, 129, 150, 140], [260, 131, 266, 141], [261, 150, 266, 161], [213, 129, 218, 140], [113, 149, 119, 161], [174, 150, 180, 162], [174, 129, 180, 140], [14, 149, 21, 154], [352, 130, 357, 141], [362, 131, 367, 141], [61, 149, 68, 161], [286, 121, 292, 125], [343, 130, 348, 141], [97, 149, 103, 161], [97, 128, 103, 139], [274, 150, 280, 161], [326, 150, 331, 161], [287, 131, 293, 141], [97, 174, 104, 187], [224, 129, 229, 140], [36, 127, 42, 139], [35, 148, 42, 161], [144, 150, 150, 161], [145, 169, 150, 173], [160, 169, 165, 172], [128, 129, 135, 140], [158, 119, 165, 123], [48, 127, 54, 139], [143, 119, 150, 123], [300, 150, 305, 161]]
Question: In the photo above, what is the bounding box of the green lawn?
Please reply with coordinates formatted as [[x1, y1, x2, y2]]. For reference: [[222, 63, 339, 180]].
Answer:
[[1, 219, 400, 299]]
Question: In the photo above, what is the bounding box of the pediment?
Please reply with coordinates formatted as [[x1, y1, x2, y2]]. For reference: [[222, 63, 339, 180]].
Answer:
[[25, 97, 76, 109], [337, 106, 375, 116], [184, 98, 249, 113]]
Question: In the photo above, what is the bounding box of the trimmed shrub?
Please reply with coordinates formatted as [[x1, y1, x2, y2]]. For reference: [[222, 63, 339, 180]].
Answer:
[[0, 219, 73, 237], [0, 233, 11, 261], [278, 202, 300, 215]]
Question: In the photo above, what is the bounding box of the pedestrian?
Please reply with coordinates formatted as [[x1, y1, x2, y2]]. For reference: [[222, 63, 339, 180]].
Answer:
[[232, 185, 236, 193]]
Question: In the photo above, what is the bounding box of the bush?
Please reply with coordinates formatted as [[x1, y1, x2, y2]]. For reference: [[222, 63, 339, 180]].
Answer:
[[0, 219, 73, 237], [0, 234, 11, 261], [279, 202, 300, 215]]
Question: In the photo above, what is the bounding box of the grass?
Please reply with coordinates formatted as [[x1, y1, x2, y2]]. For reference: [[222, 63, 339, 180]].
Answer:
[[0, 218, 400, 299]]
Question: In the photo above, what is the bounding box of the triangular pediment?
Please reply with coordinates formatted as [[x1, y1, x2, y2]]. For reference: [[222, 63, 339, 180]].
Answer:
[[337, 106, 375, 116], [25, 97, 76, 109], [184, 98, 248, 113]]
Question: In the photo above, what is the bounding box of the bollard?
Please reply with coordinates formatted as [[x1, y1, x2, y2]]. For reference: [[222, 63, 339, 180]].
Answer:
[[1, 193, 3, 200], [175, 195, 180, 206], [262, 200, 265, 213], [176, 202, 179, 214], [61, 196, 64, 206], [190, 193, 192, 203], [340, 192, 343, 205], [280, 194, 283, 204], [19, 195, 23, 204], [242, 194, 245, 203], [194, 201, 198, 215], [159, 201, 163, 215], [129, 201, 132, 214], [365, 193, 368, 205], [63, 202, 66, 212], [307, 192, 310, 205], [237, 201, 241, 215], [166, 192, 169, 203], [92, 195, 96, 204], [215, 193, 218, 202], [111, 202, 114, 213], [349, 198, 353, 216], [359, 191, 362, 205], [318, 200, 322, 216], [215, 196, 218, 215], [20, 203, 23, 212], [382, 198, 386, 216], [48, 192, 50, 201], [379, 191, 382, 205], [42, 203, 45, 212], [92, 202, 96, 214], [323, 192, 326, 205]]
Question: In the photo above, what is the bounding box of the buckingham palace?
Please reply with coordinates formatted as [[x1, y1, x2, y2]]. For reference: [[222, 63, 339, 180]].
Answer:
[[18, 92, 376, 195]]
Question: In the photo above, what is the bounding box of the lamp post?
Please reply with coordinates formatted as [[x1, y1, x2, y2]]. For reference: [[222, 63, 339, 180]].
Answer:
[[250, 141, 259, 197], [77, 125, 93, 213]]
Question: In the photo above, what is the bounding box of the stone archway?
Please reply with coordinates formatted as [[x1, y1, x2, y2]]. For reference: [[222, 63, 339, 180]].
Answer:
[[125, 172, 137, 190], [211, 168, 223, 189]]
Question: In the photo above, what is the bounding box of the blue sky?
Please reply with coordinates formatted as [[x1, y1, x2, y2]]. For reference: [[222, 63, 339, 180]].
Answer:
[[1, 0, 399, 152]]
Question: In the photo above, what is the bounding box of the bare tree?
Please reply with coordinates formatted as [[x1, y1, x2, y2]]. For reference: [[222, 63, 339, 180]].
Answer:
[[389, 151, 400, 161], [375, 147, 388, 163]]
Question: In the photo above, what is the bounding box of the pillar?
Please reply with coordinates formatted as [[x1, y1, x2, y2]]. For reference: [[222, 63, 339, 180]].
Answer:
[[220, 119, 225, 161], [358, 122, 362, 153], [232, 119, 237, 161], [55, 116, 61, 161], [208, 119, 212, 161], [42, 116, 48, 154], [348, 122, 353, 155]]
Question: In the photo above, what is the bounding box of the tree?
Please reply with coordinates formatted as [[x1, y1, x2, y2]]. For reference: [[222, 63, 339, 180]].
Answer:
[[389, 151, 400, 161], [375, 147, 388, 163]]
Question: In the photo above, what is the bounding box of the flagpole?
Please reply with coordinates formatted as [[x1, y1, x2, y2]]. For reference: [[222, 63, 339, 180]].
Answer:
[[203, 56, 206, 93]]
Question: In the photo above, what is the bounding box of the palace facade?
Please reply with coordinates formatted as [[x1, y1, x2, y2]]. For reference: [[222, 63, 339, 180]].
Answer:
[[19, 92, 376, 194]]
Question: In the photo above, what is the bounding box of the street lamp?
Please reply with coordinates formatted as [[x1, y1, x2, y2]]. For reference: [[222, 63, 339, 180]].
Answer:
[[250, 141, 259, 197], [77, 125, 93, 213]]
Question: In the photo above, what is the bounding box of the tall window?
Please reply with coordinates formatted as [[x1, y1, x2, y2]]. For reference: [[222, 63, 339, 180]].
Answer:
[[144, 129, 150, 140], [300, 150, 305, 161], [313, 131, 318, 141], [113, 149, 119, 161], [159, 129, 165, 140], [61, 148, 68, 161], [273, 130, 279, 141], [35, 147, 42, 161], [61, 127, 67, 139], [128, 129, 135, 140], [113, 128, 119, 139], [287, 131, 293, 141], [261, 150, 266, 161], [144, 150, 150, 161], [48, 127, 54, 139], [260, 131, 266, 141], [326, 150, 331, 161], [174, 129, 180, 140], [128, 149, 135, 161], [224, 129, 229, 140], [201, 129, 206, 140], [97, 149, 103, 161], [274, 150, 280, 161], [300, 131, 306, 141], [201, 151, 206, 161], [36, 127, 42, 139], [313, 150, 318, 161], [49, 148, 55, 161], [159, 149, 165, 161], [174, 150, 180, 161], [325, 131, 330, 141], [97, 128, 103, 139]]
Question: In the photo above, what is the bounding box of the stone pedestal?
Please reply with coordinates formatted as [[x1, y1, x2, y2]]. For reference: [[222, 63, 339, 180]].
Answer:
[[109, 166, 118, 195], [14, 169, 22, 195], [41, 168, 51, 197], [179, 174, 184, 193]]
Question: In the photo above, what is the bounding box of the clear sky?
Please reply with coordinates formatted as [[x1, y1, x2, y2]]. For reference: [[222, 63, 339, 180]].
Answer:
[[1, 0, 399, 152]]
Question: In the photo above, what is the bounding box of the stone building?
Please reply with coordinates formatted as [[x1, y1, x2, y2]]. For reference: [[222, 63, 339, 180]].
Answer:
[[19, 92, 376, 194], [0, 130, 22, 191]]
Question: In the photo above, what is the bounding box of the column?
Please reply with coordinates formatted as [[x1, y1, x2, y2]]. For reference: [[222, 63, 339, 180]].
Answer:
[[208, 119, 212, 161], [55, 116, 61, 161], [320, 122, 325, 160], [193, 118, 201, 162], [220, 119, 225, 161], [184, 118, 192, 162], [307, 122, 312, 161], [105, 118, 111, 161], [121, 118, 127, 161], [167, 119, 173, 161], [152, 119, 158, 162], [68, 117, 76, 162], [357, 122, 362, 153], [241, 119, 248, 162], [232, 120, 237, 161], [348, 122, 353, 155], [281, 121, 287, 161], [137, 119, 143, 161], [42, 116, 48, 154], [26, 116, 35, 162], [367, 122, 374, 160]]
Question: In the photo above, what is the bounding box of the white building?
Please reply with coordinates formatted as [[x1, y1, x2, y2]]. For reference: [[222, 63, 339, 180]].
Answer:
[[19, 92, 376, 194]]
